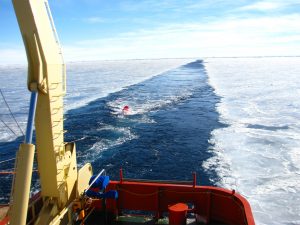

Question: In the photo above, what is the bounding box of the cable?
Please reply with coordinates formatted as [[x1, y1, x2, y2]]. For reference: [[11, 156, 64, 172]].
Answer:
[[0, 89, 24, 136], [0, 169, 38, 175], [0, 118, 18, 136]]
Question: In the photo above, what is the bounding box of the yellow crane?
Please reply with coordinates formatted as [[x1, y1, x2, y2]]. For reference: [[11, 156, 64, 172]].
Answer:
[[9, 0, 92, 224]]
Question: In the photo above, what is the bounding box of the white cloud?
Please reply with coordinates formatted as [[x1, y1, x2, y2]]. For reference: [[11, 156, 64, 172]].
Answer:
[[84, 17, 105, 24], [62, 14, 300, 61], [0, 48, 26, 65], [238, 0, 299, 11], [2, 14, 300, 64], [239, 2, 284, 11]]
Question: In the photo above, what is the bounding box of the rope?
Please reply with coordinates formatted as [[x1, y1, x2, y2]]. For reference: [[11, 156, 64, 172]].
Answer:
[[0, 169, 38, 175], [0, 89, 24, 136], [117, 187, 161, 197], [0, 118, 18, 136], [0, 152, 38, 165], [0, 158, 15, 165]]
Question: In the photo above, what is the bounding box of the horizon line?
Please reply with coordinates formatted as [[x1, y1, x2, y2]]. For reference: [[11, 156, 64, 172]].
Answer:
[[0, 55, 299, 66]]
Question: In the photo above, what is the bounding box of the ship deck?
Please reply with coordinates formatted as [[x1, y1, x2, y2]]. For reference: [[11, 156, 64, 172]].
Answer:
[[85, 212, 228, 225], [0, 178, 254, 225]]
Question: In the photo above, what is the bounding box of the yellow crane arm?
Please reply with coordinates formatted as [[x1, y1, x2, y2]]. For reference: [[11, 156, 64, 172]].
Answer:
[[10, 0, 79, 224]]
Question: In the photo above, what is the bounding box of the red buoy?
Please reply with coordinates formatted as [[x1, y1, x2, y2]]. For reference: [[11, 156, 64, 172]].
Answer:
[[122, 105, 130, 115]]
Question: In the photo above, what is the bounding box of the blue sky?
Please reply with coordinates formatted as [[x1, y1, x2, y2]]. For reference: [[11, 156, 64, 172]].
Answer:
[[0, 0, 300, 64]]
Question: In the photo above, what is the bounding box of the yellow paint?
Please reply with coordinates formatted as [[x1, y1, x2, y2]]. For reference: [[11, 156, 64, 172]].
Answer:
[[77, 163, 93, 197], [9, 144, 35, 225], [10, 0, 92, 224]]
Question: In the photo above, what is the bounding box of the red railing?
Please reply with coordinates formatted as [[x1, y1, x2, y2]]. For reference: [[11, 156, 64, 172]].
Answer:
[[102, 180, 255, 225]]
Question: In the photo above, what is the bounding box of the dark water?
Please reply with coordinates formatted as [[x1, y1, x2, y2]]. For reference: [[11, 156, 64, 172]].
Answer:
[[65, 60, 224, 183], [0, 60, 224, 203]]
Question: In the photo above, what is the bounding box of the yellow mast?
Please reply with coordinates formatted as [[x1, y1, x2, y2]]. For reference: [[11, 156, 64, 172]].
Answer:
[[10, 0, 83, 224]]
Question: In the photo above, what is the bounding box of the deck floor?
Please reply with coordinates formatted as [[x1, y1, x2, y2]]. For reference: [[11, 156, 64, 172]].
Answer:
[[85, 212, 228, 225]]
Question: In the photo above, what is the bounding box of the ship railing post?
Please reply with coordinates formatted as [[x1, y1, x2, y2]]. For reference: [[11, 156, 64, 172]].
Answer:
[[119, 169, 123, 183], [193, 172, 196, 188]]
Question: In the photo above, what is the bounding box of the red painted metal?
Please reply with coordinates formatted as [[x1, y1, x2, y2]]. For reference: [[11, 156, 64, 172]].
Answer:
[[104, 180, 255, 225], [192, 172, 196, 188], [0, 180, 255, 225], [168, 203, 188, 225], [0, 204, 9, 225], [0, 216, 9, 225], [119, 168, 123, 183]]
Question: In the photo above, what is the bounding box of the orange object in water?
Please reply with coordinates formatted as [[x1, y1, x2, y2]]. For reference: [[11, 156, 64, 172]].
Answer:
[[168, 203, 188, 225]]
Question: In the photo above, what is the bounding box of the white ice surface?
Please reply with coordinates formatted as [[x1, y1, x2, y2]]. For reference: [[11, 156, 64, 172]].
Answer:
[[65, 59, 192, 111], [0, 59, 192, 142], [204, 57, 300, 225]]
